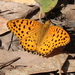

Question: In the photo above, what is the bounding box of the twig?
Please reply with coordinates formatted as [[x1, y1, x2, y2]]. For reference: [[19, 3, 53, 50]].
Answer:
[[8, 33, 14, 50], [0, 57, 20, 69]]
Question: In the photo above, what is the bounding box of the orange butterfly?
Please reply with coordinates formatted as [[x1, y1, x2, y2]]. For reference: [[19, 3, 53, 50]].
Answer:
[[7, 19, 70, 56]]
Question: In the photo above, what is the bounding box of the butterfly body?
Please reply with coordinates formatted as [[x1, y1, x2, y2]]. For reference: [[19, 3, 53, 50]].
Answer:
[[7, 19, 70, 56]]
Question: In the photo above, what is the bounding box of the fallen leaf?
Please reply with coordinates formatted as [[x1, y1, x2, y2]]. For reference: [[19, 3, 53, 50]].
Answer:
[[2, 0, 37, 5], [0, 17, 8, 35]]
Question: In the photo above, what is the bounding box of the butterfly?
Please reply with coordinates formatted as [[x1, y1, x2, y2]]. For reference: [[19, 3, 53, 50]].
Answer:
[[7, 19, 70, 56]]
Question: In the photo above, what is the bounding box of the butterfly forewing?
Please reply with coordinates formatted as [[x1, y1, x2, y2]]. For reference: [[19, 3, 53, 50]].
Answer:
[[50, 26, 70, 47], [7, 19, 43, 40]]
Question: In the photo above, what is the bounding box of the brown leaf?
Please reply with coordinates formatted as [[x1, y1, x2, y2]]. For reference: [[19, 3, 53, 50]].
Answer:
[[0, 17, 8, 35]]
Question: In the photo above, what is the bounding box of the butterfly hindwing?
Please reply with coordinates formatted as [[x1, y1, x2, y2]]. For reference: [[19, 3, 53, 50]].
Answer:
[[20, 29, 42, 53]]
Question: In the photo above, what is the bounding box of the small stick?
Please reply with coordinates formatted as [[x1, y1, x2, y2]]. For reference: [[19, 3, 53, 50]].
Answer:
[[0, 57, 20, 69], [8, 33, 14, 50]]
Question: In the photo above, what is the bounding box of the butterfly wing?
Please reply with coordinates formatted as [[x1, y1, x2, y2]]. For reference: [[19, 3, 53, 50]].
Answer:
[[7, 19, 44, 52], [37, 26, 70, 56], [7, 19, 43, 39], [19, 30, 42, 52]]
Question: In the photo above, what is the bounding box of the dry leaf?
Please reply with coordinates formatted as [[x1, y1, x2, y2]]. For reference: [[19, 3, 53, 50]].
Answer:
[[61, 4, 75, 21], [0, 1, 42, 20], [0, 50, 68, 74], [2, 0, 37, 5], [0, 17, 8, 35]]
